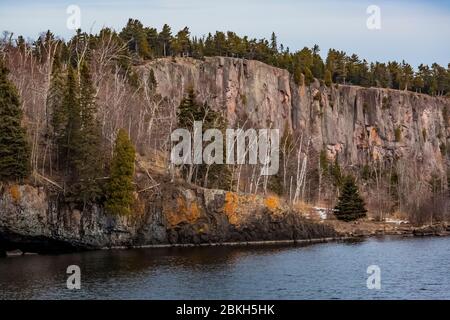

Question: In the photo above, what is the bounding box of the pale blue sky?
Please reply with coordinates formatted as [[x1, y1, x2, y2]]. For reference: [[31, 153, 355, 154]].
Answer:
[[0, 0, 449, 67]]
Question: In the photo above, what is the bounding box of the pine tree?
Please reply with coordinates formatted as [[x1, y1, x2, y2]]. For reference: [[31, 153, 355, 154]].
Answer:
[[145, 27, 159, 54], [60, 66, 82, 178], [334, 175, 367, 222], [158, 24, 172, 57], [304, 67, 314, 86], [324, 69, 333, 87], [120, 19, 152, 59], [172, 27, 191, 57], [0, 59, 31, 182], [105, 129, 136, 215], [51, 63, 103, 204], [311, 45, 325, 79], [177, 88, 232, 189], [177, 87, 201, 128], [70, 62, 103, 204], [270, 32, 278, 53], [413, 74, 424, 93], [400, 60, 414, 91]]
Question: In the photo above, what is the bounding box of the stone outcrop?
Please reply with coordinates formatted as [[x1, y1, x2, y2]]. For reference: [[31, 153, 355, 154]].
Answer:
[[0, 184, 337, 253], [144, 57, 449, 181]]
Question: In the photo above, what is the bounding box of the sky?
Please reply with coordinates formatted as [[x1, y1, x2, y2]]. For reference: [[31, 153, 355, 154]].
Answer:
[[0, 0, 449, 67]]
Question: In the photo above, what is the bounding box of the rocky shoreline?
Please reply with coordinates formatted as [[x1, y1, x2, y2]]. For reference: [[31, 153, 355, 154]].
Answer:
[[2, 228, 449, 258], [332, 220, 450, 238], [0, 183, 339, 255], [1, 183, 448, 257]]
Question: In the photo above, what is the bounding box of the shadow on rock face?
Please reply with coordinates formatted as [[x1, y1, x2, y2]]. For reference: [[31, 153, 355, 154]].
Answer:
[[0, 230, 89, 255]]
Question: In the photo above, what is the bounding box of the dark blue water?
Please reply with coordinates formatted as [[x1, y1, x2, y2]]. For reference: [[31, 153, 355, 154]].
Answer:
[[1, 236, 449, 300]]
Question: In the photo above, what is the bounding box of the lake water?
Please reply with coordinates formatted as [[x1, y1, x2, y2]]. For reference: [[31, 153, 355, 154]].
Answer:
[[1, 236, 449, 300]]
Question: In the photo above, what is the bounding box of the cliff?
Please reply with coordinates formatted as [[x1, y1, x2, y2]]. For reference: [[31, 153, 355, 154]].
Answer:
[[144, 57, 449, 181]]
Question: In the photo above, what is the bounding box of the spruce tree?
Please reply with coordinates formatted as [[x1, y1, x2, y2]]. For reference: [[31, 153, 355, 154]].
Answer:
[[311, 45, 325, 79], [59, 65, 81, 176], [70, 62, 103, 204], [270, 32, 278, 53], [105, 129, 136, 215], [172, 27, 191, 57], [177, 88, 232, 189], [158, 24, 172, 57], [120, 19, 152, 59], [334, 175, 367, 222], [0, 59, 31, 182], [51, 63, 103, 204], [177, 87, 201, 128]]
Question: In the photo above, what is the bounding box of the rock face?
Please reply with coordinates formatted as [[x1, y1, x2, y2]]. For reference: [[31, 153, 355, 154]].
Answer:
[[0, 184, 337, 252], [145, 57, 449, 181], [1, 56, 449, 253]]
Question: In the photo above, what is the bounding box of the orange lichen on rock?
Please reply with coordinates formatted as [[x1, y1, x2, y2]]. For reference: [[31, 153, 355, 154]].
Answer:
[[264, 195, 280, 212], [9, 185, 21, 204], [164, 195, 201, 227], [224, 192, 239, 225]]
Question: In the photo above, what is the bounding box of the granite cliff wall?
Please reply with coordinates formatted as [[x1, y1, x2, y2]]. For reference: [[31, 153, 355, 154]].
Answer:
[[144, 57, 449, 181]]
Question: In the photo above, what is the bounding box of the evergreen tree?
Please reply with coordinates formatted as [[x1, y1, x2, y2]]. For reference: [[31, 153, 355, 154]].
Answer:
[[400, 60, 414, 91], [177, 87, 201, 128], [432, 63, 448, 96], [51, 63, 103, 204], [418, 64, 432, 94], [105, 129, 136, 215], [0, 59, 31, 182], [270, 32, 278, 53], [311, 45, 325, 79], [334, 175, 367, 222], [120, 19, 152, 59], [413, 74, 424, 93], [60, 66, 82, 177], [324, 69, 333, 87], [303, 67, 314, 86], [70, 62, 103, 204], [145, 27, 159, 54], [326, 49, 347, 84], [388, 61, 402, 90], [172, 27, 191, 57], [158, 24, 172, 57], [371, 62, 390, 88], [177, 88, 232, 189]]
